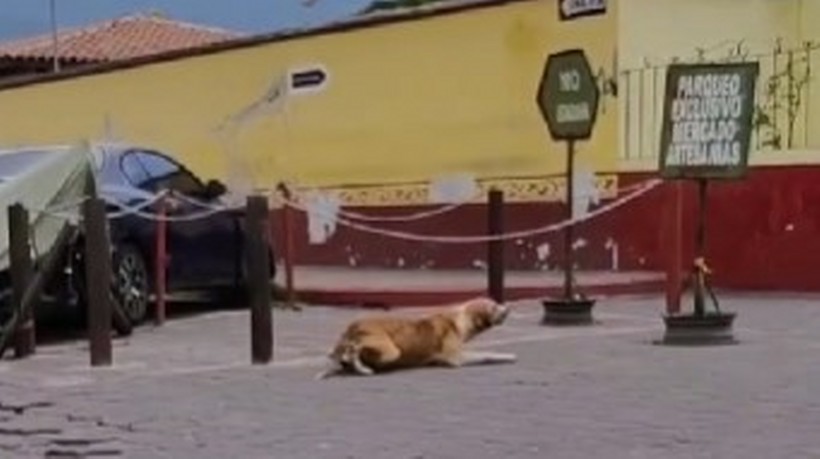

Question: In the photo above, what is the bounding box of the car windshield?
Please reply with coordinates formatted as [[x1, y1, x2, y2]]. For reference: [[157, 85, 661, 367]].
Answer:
[[120, 150, 206, 196], [0, 150, 52, 182]]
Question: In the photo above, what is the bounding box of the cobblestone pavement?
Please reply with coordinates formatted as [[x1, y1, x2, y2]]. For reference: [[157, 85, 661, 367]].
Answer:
[[1, 294, 820, 458]]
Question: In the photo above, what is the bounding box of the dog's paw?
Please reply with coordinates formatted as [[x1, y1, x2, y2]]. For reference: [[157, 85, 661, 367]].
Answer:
[[314, 358, 345, 380], [314, 365, 344, 380], [460, 351, 518, 366], [431, 357, 462, 369]]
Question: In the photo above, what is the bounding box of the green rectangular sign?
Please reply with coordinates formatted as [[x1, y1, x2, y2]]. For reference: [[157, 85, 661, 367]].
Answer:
[[658, 62, 760, 179]]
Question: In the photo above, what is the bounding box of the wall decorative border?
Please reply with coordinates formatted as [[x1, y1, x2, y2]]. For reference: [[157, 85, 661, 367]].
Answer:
[[289, 174, 618, 207]]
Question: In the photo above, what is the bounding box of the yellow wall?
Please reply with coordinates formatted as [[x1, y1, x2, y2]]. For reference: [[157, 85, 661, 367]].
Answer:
[[801, 0, 820, 152], [618, 0, 800, 68], [799, 0, 820, 43], [0, 0, 618, 198], [617, 0, 820, 167]]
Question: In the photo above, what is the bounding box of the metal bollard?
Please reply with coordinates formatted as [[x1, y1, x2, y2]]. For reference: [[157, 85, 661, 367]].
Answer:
[[665, 181, 684, 315], [154, 195, 168, 326], [275, 183, 298, 311]]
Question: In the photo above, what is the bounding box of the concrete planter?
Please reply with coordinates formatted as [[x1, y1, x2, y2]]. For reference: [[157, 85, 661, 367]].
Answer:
[[541, 298, 597, 325], [661, 311, 737, 345]]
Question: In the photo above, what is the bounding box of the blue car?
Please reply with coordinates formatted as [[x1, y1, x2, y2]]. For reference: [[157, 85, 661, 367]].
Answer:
[[91, 143, 276, 325]]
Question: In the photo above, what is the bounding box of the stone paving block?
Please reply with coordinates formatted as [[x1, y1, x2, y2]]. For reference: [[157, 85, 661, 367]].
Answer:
[[0, 295, 819, 458]]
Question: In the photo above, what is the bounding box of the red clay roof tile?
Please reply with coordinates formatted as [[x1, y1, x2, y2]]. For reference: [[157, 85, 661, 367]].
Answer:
[[0, 12, 241, 63]]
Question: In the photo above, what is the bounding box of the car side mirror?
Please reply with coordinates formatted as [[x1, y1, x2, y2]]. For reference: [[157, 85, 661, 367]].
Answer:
[[204, 179, 227, 200]]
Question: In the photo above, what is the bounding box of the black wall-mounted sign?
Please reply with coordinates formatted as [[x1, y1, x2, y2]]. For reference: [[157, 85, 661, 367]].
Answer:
[[289, 67, 328, 93]]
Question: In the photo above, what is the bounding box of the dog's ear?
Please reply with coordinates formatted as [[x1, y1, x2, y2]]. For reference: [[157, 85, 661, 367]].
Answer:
[[470, 309, 494, 333], [491, 302, 511, 324]]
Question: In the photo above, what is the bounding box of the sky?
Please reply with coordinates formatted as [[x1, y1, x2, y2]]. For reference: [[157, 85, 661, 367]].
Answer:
[[0, 0, 374, 40]]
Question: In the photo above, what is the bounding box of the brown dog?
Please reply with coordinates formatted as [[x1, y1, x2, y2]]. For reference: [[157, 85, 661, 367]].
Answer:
[[315, 297, 515, 379]]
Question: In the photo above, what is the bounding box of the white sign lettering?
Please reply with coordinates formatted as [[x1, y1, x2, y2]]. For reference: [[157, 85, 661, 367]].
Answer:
[[557, 102, 591, 123], [663, 71, 746, 169], [559, 70, 581, 92]]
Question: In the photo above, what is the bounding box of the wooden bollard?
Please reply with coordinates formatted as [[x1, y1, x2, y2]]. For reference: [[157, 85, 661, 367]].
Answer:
[[83, 197, 113, 367], [0, 222, 73, 359], [246, 195, 273, 364], [8, 204, 35, 358], [487, 188, 505, 303]]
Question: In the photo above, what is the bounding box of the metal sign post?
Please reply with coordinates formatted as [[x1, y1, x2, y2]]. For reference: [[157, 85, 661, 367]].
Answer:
[[657, 61, 760, 345], [536, 48, 600, 325]]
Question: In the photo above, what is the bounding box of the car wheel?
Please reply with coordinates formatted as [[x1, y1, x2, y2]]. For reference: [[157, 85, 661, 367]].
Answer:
[[112, 244, 150, 325]]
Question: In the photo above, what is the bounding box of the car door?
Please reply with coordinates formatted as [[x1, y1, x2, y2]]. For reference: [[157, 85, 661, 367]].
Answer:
[[121, 150, 240, 290]]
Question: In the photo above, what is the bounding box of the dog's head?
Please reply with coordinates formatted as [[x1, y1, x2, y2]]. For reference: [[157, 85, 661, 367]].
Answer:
[[460, 297, 510, 340]]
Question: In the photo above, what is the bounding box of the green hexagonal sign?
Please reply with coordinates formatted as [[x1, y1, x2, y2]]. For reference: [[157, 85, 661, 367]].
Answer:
[[536, 49, 600, 141]]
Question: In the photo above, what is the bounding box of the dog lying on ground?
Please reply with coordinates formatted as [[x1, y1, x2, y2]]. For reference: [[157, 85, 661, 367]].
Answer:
[[315, 297, 516, 379]]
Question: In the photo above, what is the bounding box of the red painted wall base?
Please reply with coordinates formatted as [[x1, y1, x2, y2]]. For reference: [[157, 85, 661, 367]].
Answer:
[[270, 165, 820, 292]]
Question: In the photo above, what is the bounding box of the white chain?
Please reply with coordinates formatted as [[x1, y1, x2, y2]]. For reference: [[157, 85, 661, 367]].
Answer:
[[17, 178, 663, 240], [321, 180, 649, 223], [282, 179, 662, 244]]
